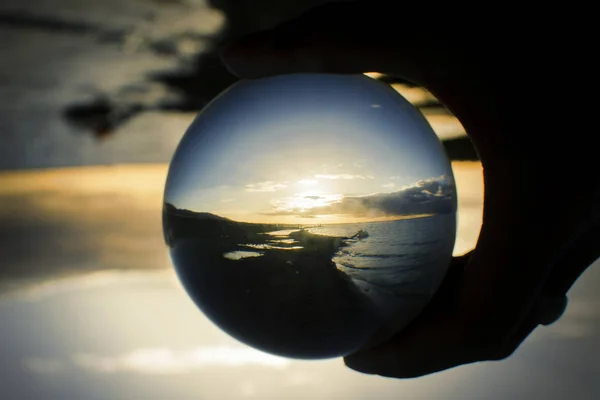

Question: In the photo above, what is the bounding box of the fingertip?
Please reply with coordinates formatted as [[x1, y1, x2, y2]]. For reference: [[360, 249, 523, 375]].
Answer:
[[220, 32, 275, 78], [345, 352, 413, 379], [220, 34, 311, 78], [537, 295, 568, 326], [219, 13, 371, 78], [343, 354, 377, 375]]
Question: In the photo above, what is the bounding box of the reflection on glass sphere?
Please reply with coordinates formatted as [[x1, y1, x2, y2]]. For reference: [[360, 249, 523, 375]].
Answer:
[[163, 74, 457, 359]]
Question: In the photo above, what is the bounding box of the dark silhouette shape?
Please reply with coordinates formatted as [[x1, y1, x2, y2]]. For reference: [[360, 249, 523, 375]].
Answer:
[[64, 98, 145, 140], [442, 137, 479, 161], [163, 202, 381, 358]]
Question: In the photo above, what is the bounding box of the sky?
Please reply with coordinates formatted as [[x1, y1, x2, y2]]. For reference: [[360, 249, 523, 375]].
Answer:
[[165, 74, 455, 224], [0, 0, 465, 171], [1, 1, 597, 398]]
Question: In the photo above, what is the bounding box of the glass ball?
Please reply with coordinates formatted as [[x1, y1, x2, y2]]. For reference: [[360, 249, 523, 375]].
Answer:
[[163, 74, 457, 359]]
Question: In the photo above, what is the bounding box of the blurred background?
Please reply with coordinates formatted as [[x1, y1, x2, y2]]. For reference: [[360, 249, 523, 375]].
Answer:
[[0, 0, 597, 399]]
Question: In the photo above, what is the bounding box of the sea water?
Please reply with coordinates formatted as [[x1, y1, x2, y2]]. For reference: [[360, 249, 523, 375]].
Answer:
[[307, 213, 456, 321]]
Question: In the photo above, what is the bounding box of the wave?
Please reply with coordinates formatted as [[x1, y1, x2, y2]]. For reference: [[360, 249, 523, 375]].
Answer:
[[335, 262, 414, 271]]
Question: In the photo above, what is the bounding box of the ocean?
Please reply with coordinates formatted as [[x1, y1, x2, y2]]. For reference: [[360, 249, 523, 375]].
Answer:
[[308, 213, 455, 283], [303, 214, 456, 326]]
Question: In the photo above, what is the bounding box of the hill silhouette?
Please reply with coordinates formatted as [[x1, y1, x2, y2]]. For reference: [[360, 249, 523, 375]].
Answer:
[[162, 201, 382, 359], [163, 203, 230, 221]]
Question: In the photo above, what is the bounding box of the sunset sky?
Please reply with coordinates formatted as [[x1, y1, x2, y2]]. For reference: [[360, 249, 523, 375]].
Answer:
[[165, 74, 454, 224]]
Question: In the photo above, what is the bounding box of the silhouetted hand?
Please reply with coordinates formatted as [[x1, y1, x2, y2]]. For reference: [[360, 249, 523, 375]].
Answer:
[[220, 1, 600, 378]]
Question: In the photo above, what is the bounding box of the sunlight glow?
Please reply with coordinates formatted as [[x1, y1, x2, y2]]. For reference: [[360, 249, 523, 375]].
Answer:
[[314, 174, 371, 180], [245, 181, 288, 192], [298, 179, 318, 186], [70, 346, 291, 374], [268, 192, 344, 215]]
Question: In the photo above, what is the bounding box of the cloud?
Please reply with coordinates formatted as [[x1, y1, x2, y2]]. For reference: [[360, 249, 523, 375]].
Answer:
[[545, 300, 599, 340], [314, 174, 371, 180], [3, 270, 177, 303], [297, 179, 317, 185], [382, 183, 395, 188], [262, 175, 455, 218], [71, 346, 290, 374], [245, 181, 287, 192], [370, 104, 382, 108], [262, 193, 343, 218], [23, 346, 291, 376], [23, 357, 65, 374], [0, 166, 168, 295]]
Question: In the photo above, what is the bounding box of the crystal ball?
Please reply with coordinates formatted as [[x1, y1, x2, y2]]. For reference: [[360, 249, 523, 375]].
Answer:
[[163, 74, 457, 359]]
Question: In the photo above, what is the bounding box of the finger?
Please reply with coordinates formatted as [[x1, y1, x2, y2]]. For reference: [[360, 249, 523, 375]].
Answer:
[[486, 292, 567, 362], [343, 279, 566, 377], [344, 313, 479, 378], [344, 253, 472, 378], [486, 310, 539, 361], [421, 252, 469, 316], [220, 1, 455, 85], [535, 294, 568, 326], [543, 218, 600, 298]]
